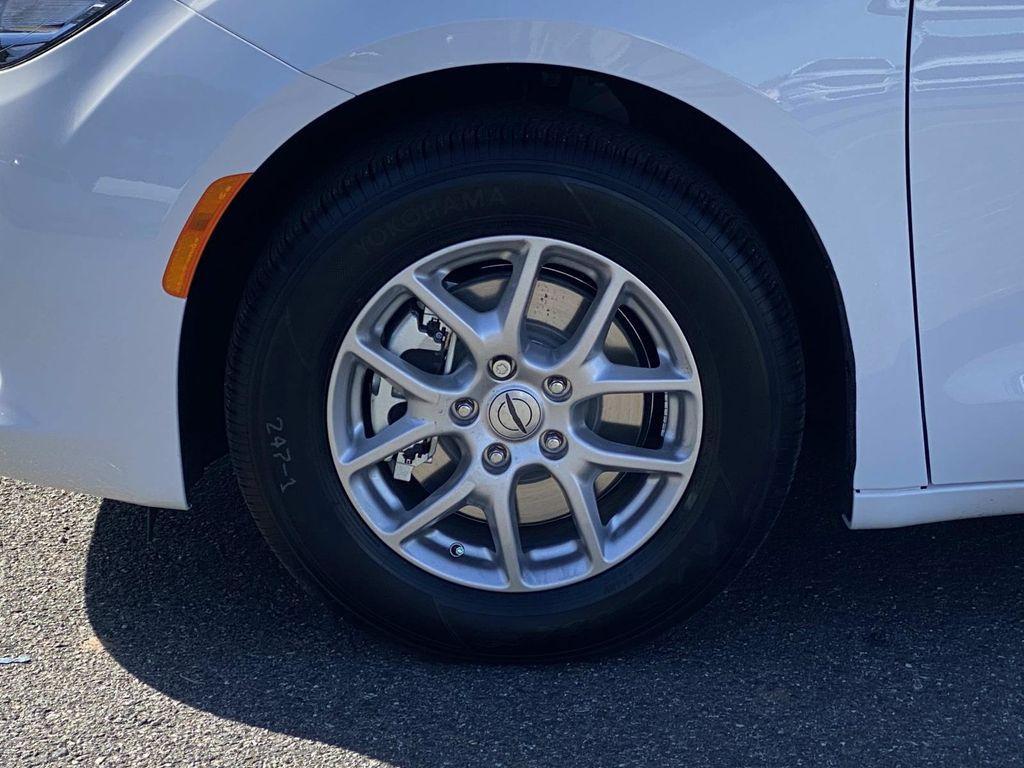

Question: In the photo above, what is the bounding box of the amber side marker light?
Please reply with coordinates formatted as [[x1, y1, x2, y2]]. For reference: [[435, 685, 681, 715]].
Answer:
[[162, 173, 252, 298]]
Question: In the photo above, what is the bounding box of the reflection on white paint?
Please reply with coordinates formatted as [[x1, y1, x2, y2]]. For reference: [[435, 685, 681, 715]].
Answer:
[[92, 177, 179, 204], [944, 342, 1024, 405]]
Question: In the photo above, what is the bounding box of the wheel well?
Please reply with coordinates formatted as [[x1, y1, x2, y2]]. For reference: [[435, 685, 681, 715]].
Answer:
[[179, 64, 855, 498]]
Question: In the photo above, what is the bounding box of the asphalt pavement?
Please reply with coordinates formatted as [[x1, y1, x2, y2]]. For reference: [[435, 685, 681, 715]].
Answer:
[[2, 438, 1024, 767]]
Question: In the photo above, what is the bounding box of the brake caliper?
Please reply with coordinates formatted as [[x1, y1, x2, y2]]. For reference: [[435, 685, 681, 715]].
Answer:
[[371, 303, 456, 481]]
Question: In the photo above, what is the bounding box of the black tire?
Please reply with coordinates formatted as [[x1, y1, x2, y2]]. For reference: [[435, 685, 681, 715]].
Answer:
[[225, 107, 804, 660]]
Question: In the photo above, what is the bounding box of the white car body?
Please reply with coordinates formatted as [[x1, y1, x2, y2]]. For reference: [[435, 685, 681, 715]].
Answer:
[[1, 0, 1021, 529]]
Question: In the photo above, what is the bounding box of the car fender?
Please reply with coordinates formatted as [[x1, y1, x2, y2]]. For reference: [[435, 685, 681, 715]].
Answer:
[[185, 0, 927, 490]]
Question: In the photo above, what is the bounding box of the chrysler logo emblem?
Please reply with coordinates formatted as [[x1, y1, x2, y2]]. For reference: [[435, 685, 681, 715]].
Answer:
[[487, 389, 542, 441]]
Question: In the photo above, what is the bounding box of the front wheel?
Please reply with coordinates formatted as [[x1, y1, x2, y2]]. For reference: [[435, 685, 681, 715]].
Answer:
[[226, 108, 804, 659]]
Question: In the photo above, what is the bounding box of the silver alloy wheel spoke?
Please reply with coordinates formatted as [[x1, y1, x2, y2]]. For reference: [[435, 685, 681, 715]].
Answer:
[[552, 467, 608, 569], [404, 272, 490, 357], [575, 360, 698, 399], [349, 338, 442, 404], [576, 430, 692, 476], [384, 472, 476, 545], [328, 235, 703, 592], [558, 271, 627, 369], [482, 476, 525, 589], [337, 416, 435, 478], [497, 240, 546, 345]]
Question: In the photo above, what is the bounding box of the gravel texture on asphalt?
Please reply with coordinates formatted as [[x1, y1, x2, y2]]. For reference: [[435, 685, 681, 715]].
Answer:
[[2, 439, 1024, 767]]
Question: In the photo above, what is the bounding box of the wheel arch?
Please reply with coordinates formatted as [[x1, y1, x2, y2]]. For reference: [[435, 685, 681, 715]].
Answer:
[[178, 63, 855, 501]]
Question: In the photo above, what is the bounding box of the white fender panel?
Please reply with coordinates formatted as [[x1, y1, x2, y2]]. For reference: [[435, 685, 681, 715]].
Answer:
[[184, 0, 928, 490], [0, 0, 349, 507]]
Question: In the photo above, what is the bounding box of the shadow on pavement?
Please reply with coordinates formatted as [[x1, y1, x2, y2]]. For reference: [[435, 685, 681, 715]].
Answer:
[[84, 443, 1024, 766]]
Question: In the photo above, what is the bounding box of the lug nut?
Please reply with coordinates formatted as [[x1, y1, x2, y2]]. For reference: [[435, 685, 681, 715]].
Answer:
[[541, 430, 566, 456], [484, 443, 510, 469], [489, 356, 516, 380], [451, 398, 478, 421], [543, 375, 571, 399]]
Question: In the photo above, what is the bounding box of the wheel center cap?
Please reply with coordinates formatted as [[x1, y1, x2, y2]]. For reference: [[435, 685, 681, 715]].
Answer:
[[487, 388, 542, 441]]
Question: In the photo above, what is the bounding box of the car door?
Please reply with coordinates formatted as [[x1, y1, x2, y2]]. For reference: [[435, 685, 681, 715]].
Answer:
[[909, 0, 1024, 484]]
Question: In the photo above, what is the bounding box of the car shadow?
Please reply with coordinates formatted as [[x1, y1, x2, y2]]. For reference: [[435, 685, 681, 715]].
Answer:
[[84, 443, 1024, 766]]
